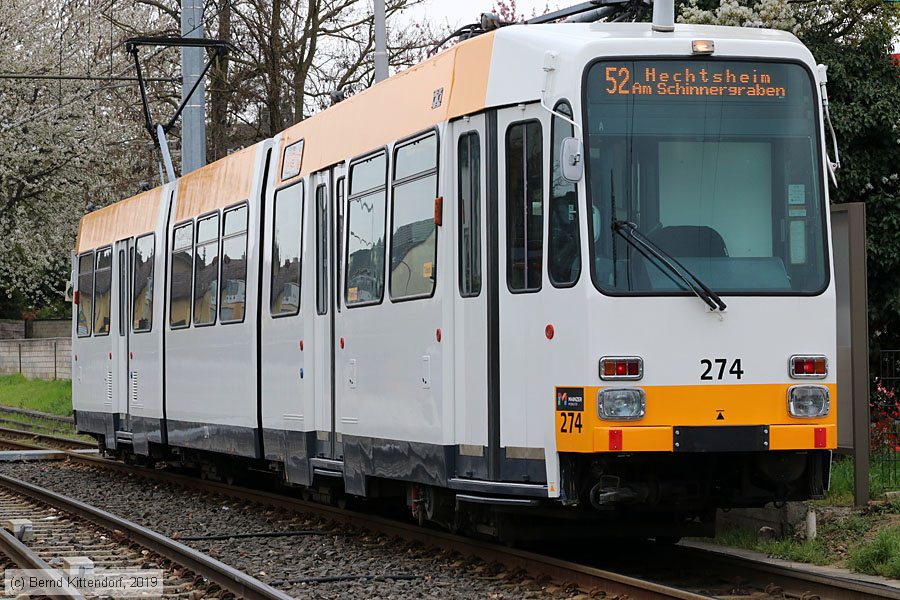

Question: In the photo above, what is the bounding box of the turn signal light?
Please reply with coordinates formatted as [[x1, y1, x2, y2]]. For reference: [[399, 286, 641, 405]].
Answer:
[[789, 355, 827, 379], [600, 357, 643, 380]]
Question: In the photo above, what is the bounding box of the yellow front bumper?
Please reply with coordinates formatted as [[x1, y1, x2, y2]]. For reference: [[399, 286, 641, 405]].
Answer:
[[555, 383, 837, 453]]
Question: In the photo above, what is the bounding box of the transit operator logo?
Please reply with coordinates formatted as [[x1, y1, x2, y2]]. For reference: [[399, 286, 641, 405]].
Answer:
[[556, 387, 585, 411]]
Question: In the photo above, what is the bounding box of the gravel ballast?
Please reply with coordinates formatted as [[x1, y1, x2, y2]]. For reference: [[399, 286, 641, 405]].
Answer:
[[0, 461, 574, 599]]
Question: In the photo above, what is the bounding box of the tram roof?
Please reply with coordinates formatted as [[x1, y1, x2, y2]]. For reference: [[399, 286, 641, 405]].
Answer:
[[77, 22, 806, 253]]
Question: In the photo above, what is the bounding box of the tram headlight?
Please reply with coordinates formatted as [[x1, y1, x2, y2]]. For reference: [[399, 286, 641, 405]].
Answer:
[[597, 388, 646, 421], [788, 385, 830, 418]]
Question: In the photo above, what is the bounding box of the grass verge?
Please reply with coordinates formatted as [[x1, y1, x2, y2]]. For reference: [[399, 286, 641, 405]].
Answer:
[[0, 374, 91, 441], [848, 526, 900, 578], [815, 456, 892, 505], [711, 496, 900, 578], [713, 526, 831, 565], [0, 374, 72, 416]]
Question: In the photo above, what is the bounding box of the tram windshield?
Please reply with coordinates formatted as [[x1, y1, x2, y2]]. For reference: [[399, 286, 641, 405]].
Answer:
[[584, 60, 827, 296]]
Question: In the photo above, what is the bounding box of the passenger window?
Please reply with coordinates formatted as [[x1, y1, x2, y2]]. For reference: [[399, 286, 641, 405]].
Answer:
[[92, 247, 112, 336], [458, 131, 481, 297], [506, 120, 544, 292], [390, 133, 438, 300], [316, 185, 328, 315], [220, 204, 248, 323], [76, 252, 94, 337], [132, 234, 155, 332], [549, 102, 581, 287], [271, 182, 303, 316], [194, 213, 220, 326], [170, 222, 193, 328], [345, 151, 387, 306]]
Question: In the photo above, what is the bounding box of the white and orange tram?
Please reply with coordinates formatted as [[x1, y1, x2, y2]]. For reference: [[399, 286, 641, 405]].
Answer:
[[72, 7, 837, 539]]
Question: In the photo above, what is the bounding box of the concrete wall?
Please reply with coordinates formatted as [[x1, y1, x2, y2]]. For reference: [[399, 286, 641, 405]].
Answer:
[[0, 319, 71, 340], [0, 320, 25, 340], [716, 502, 809, 538], [0, 338, 71, 380], [27, 319, 70, 339]]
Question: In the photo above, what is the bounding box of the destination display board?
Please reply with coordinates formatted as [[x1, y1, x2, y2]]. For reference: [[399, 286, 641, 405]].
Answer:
[[601, 63, 787, 99]]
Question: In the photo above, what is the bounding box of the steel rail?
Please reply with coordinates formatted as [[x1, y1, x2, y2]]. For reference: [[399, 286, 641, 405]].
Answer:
[[0, 439, 45, 451], [0, 405, 75, 425], [0, 526, 84, 599], [0, 426, 96, 449], [678, 543, 900, 600], [0, 416, 79, 435], [0, 472, 295, 600], [63, 454, 706, 599]]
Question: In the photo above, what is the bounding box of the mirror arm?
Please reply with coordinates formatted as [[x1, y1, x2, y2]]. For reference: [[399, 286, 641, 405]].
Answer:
[[540, 95, 582, 137], [818, 64, 840, 188], [540, 50, 582, 138]]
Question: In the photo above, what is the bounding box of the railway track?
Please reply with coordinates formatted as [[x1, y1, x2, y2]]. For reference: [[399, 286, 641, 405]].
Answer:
[[0, 439, 41, 451], [22, 451, 898, 600], [0, 405, 75, 425], [0, 472, 295, 600], [0, 421, 893, 599], [0, 426, 96, 451], [3, 454, 705, 600]]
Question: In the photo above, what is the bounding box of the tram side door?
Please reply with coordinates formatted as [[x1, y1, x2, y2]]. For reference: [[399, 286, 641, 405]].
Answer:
[[332, 165, 346, 460], [113, 238, 132, 428], [311, 169, 337, 459], [451, 115, 491, 477], [495, 104, 554, 476]]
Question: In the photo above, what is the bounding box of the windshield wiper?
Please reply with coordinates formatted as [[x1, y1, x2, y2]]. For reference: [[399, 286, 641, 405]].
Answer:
[[613, 220, 727, 312]]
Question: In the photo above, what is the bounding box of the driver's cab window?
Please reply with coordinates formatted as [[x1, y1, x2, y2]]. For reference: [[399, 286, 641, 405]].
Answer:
[[585, 60, 826, 295], [549, 102, 581, 287]]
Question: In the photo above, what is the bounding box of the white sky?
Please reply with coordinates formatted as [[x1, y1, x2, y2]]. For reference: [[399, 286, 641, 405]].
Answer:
[[399, 0, 565, 30]]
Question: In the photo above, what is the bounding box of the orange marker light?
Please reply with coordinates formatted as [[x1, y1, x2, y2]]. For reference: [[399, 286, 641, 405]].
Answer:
[[434, 196, 443, 226], [691, 40, 715, 54]]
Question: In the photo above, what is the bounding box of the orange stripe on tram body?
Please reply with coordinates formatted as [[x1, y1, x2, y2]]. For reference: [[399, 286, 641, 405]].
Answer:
[[76, 188, 161, 254], [276, 32, 495, 185]]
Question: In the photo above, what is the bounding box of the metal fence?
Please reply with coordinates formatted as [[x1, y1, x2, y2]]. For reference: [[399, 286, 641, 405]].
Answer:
[[874, 350, 900, 488], [0, 338, 71, 380]]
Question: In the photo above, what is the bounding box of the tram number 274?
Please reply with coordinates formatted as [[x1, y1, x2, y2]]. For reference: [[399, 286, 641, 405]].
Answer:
[[559, 411, 583, 434], [700, 358, 744, 380]]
